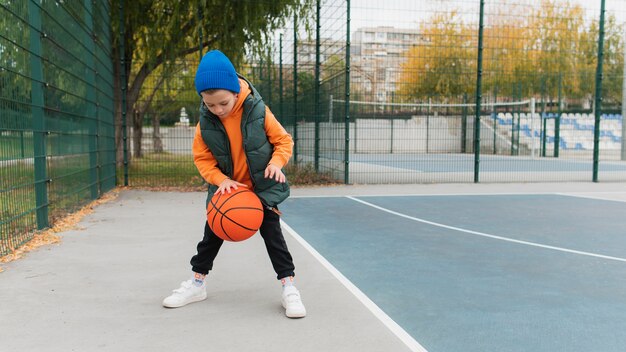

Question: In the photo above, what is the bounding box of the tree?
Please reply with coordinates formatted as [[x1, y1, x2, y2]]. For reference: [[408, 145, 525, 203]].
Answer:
[[110, 0, 313, 162], [592, 13, 624, 106], [397, 11, 476, 101], [397, 0, 624, 107], [524, 0, 588, 100]]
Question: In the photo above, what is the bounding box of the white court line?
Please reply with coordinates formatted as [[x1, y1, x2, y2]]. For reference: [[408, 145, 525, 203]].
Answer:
[[555, 192, 626, 203], [281, 220, 428, 352], [346, 196, 626, 264], [289, 192, 550, 199], [290, 191, 626, 199]]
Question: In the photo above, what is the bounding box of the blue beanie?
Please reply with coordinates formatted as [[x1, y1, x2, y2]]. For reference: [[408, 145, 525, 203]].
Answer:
[[194, 50, 240, 94]]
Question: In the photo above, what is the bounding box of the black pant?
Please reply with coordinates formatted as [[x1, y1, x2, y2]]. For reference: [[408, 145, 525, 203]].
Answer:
[[190, 207, 295, 280]]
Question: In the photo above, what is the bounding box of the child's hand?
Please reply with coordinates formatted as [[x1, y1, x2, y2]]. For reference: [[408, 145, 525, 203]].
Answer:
[[264, 163, 286, 183], [217, 178, 247, 194]]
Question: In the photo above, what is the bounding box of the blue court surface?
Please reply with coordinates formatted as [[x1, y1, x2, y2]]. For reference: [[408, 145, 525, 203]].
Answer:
[[281, 190, 626, 352]]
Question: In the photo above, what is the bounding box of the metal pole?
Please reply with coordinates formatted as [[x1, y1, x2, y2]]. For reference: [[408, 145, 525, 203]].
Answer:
[[427, 96, 431, 154], [473, 0, 485, 183], [267, 54, 273, 107], [84, 0, 99, 198], [511, 83, 516, 155], [516, 83, 522, 155], [556, 72, 562, 157], [197, 0, 204, 62], [293, 13, 299, 166], [29, 0, 49, 229], [344, 0, 351, 184], [279, 34, 284, 124], [593, 0, 606, 182], [462, 93, 468, 153], [542, 117, 547, 157], [119, 0, 128, 186], [541, 76, 546, 157], [493, 86, 498, 154], [314, 0, 321, 171], [531, 97, 536, 158], [329, 94, 333, 123], [622, 28, 626, 161]]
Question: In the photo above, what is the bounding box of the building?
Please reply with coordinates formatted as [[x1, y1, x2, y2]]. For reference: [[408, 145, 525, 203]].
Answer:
[[351, 26, 423, 103], [284, 26, 423, 104]]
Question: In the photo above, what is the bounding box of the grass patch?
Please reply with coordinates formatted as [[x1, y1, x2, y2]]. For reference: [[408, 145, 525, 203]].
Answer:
[[284, 162, 339, 185], [120, 153, 340, 189], [0, 132, 34, 161], [1, 159, 114, 257], [119, 153, 204, 190]]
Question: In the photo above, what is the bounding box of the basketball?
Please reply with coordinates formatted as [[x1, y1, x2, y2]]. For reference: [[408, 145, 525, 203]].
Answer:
[[206, 188, 264, 242]]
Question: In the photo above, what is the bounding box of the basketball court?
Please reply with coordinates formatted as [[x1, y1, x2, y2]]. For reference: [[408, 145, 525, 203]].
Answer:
[[2, 182, 626, 351]]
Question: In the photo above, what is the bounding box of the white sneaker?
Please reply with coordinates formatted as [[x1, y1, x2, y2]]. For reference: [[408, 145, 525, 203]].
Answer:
[[282, 286, 306, 318], [162, 280, 207, 308]]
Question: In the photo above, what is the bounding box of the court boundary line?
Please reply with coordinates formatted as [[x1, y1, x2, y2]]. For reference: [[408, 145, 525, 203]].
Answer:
[[281, 220, 428, 352], [290, 191, 624, 199], [289, 192, 547, 199], [346, 196, 626, 264], [555, 193, 626, 203]]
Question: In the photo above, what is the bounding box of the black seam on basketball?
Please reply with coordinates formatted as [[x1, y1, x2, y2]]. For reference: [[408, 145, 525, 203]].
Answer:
[[209, 191, 223, 211], [217, 189, 253, 210], [219, 216, 235, 241], [208, 192, 222, 230], [210, 190, 258, 220], [221, 207, 264, 231], [209, 191, 228, 230]]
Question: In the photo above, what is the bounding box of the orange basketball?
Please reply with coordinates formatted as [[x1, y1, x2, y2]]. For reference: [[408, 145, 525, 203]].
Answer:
[[206, 188, 264, 242]]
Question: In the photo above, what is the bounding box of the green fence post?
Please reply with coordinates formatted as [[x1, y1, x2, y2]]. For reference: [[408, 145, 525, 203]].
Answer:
[[515, 84, 519, 156], [20, 131, 25, 158], [427, 96, 431, 154], [462, 93, 468, 153], [279, 34, 284, 125], [197, 0, 204, 61], [344, 0, 351, 184], [592, 0, 606, 182], [84, 0, 100, 199], [28, 0, 49, 229], [493, 86, 498, 154], [555, 72, 562, 157], [267, 55, 273, 108], [293, 13, 299, 166], [473, 0, 485, 183], [119, 0, 129, 186], [314, 0, 321, 171], [390, 118, 394, 154], [541, 76, 546, 157], [510, 83, 516, 155]]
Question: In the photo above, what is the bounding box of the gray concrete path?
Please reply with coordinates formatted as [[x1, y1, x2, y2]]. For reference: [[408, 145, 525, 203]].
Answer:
[[1, 190, 412, 352]]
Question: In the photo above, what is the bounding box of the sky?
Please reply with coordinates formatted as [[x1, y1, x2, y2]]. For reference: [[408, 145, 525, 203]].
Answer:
[[348, 0, 626, 30]]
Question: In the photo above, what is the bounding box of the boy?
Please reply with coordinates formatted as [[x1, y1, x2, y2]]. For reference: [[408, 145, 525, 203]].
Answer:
[[162, 50, 306, 318]]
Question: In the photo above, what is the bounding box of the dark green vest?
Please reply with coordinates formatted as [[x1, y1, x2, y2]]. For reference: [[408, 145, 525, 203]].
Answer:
[[198, 76, 290, 208]]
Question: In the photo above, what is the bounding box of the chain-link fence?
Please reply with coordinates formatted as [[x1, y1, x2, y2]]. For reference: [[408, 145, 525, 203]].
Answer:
[[0, 1, 115, 256], [3, 0, 626, 255], [249, 0, 351, 183], [123, 0, 625, 187]]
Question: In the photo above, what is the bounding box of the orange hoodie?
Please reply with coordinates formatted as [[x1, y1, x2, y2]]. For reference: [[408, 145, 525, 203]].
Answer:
[[192, 79, 293, 188]]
